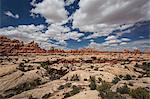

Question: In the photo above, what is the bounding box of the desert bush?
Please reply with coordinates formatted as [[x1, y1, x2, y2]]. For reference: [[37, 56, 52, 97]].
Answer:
[[117, 84, 130, 94], [17, 63, 26, 71], [42, 93, 51, 99], [100, 91, 126, 99], [96, 81, 111, 92], [94, 67, 98, 71], [119, 75, 123, 78], [89, 76, 96, 90], [58, 85, 64, 90], [63, 92, 71, 98], [123, 74, 132, 80], [4, 78, 42, 98], [98, 77, 102, 83], [28, 95, 37, 99], [128, 82, 133, 86], [70, 74, 80, 81], [129, 87, 150, 99], [91, 56, 97, 60], [22, 59, 30, 63], [112, 77, 120, 84], [0, 95, 4, 99], [58, 83, 72, 90], [142, 62, 150, 67], [84, 78, 88, 81], [40, 61, 50, 69], [134, 63, 139, 67], [63, 85, 80, 98], [17, 63, 34, 72]]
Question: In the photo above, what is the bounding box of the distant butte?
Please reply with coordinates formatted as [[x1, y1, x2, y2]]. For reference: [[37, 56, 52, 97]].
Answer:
[[0, 35, 150, 56]]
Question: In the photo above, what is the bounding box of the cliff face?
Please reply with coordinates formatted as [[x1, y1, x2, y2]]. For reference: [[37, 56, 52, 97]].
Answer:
[[0, 36, 46, 56]]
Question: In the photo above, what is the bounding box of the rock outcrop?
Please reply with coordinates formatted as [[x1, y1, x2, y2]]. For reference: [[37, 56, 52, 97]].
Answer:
[[0, 36, 46, 56]]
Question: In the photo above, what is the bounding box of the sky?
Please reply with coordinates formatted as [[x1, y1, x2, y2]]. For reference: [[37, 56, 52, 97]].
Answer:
[[0, 0, 150, 51]]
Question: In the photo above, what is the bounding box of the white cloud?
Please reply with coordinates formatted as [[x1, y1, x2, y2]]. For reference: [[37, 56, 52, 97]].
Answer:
[[105, 35, 117, 41], [4, 11, 19, 19], [121, 38, 131, 42], [0, 24, 52, 49], [45, 24, 84, 45], [72, 0, 150, 38], [31, 0, 68, 24], [120, 42, 128, 45], [73, 0, 150, 27], [0, 23, 84, 49], [104, 39, 121, 45], [87, 39, 150, 51]]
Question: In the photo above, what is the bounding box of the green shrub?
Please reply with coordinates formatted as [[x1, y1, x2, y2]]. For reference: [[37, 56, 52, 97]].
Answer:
[[117, 84, 130, 94], [123, 74, 132, 80], [128, 82, 133, 86], [22, 59, 30, 63], [96, 81, 111, 92], [63, 85, 80, 98], [71, 85, 80, 94], [70, 74, 80, 81], [89, 76, 96, 90], [40, 61, 50, 69], [64, 92, 71, 98], [42, 93, 51, 99], [112, 77, 120, 84], [58, 83, 72, 90], [119, 75, 123, 78], [129, 87, 150, 99], [58, 85, 64, 90], [100, 91, 126, 99], [18, 63, 26, 72], [65, 83, 72, 88]]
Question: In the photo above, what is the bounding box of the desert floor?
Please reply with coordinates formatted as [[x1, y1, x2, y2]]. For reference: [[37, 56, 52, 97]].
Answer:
[[0, 53, 150, 99]]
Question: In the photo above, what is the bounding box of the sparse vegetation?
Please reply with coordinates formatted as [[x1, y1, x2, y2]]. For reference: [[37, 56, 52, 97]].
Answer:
[[17, 63, 34, 72], [4, 78, 42, 98], [70, 74, 80, 81], [123, 74, 132, 80], [22, 59, 30, 63], [117, 84, 130, 94], [63, 85, 80, 98], [112, 76, 120, 84], [100, 91, 126, 99], [96, 81, 112, 92], [58, 83, 72, 90], [89, 76, 96, 90], [42, 93, 51, 99], [129, 87, 150, 99], [40, 61, 50, 69], [119, 75, 123, 78]]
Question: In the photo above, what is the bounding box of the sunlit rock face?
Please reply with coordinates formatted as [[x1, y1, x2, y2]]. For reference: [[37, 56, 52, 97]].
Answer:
[[0, 36, 46, 56]]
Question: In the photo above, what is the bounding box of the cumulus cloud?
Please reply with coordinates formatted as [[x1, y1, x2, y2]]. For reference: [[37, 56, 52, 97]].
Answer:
[[121, 38, 131, 42], [31, 0, 68, 24], [45, 24, 83, 45], [103, 36, 130, 46], [73, 0, 150, 27], [72, 0, 150, 39], [0, 23, 84, 49], [4, 11, 19, 19], [0, 25, 48, 46], [87, 39, 150, 51], [105, 35, 117, 41]]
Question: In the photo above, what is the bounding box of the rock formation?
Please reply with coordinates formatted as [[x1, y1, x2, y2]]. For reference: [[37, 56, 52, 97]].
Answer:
[[0, 36, 46, 56]]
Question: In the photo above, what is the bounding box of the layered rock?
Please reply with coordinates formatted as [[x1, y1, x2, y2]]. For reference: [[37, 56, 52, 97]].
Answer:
[[0, 36, 46, 56]]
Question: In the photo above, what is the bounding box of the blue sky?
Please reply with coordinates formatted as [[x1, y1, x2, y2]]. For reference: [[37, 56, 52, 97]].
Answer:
[[0, 0, 150, 51]]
